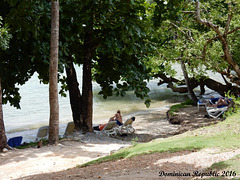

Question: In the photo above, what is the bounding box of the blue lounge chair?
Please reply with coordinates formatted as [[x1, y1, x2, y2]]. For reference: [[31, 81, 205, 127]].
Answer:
[[7, 136, 23, 147]]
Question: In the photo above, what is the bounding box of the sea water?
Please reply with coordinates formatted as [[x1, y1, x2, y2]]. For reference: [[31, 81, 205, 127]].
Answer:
[[3, 65, 221, 142]]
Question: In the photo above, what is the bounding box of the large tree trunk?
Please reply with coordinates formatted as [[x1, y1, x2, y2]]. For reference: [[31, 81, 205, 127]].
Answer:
[[155, 72, 240, 97], [203, 78, 230, 97], [0, 78, 8, 151], [65, 60, 88, 131], [48, 0, 59, 144], [82, 30, 93, 133], [156, 73, 199, 93], [180, 59, 198, 105]]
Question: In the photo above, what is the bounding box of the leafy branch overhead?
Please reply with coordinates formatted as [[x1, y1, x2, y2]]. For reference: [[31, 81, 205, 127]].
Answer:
[[149, 0, 240, 97], [1, 0, 240, 110], [195, 1, 240, 80]]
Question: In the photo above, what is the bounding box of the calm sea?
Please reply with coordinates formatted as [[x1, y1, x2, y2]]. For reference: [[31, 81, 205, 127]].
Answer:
[[3, 65, 220, 142]]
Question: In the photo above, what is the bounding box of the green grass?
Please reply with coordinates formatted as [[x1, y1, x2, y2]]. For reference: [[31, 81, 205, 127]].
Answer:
[[80, 110, 240, 168], [169, 99, 194, 116], [16, 139, 48, 149], [16, 136, 65, 149], [207, 155, 240, 178], [210, 155, 240, 171]]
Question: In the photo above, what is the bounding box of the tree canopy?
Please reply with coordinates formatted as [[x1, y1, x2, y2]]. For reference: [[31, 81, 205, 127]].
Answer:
[[148, 0, 240, 98], [0, 0, 154, 133]]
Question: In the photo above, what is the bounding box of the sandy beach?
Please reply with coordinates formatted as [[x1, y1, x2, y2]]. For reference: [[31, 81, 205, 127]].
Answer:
[[1, 106, 238, 180], [1, 107, 174, 179]]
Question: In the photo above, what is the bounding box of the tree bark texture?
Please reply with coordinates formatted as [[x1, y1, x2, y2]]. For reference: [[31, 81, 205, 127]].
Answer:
[[0, 78, 8, 151], [180, 59, 198, 104], [65, 60, 87, 131], [49, 0, 59, 144], [82, 30, 93, 133]]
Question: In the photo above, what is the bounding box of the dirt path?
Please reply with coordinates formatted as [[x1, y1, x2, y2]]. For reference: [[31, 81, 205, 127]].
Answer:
[[1, 106, 238, 180], [20, 148, 240, 180]]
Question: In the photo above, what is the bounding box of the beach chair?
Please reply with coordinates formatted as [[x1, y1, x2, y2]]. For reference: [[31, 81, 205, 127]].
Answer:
[[118, 117, 135, 135], [95, 121, 118, 137], [197, 100, 207, 111], [63, 122, 75, 137], [7, 136, 23, 148], [36, 126, 49, 141], [206, 106, 228, 118], [208, 97, 220, 105]]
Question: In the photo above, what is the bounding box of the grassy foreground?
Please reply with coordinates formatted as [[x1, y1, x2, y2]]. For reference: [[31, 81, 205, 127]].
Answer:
[[81, 110, 240, 174]]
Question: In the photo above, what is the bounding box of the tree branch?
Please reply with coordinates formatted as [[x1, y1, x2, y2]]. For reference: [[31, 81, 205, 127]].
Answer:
[[228, 26, 240, 34], [202, 27, 240, 60], [182, 11, 195, 14], [202, 36, 219, 60], [224, 3, 233, 37], [155, 73, 240, 96], [171, 22, 194, 42], [195, 1, 223, 37]]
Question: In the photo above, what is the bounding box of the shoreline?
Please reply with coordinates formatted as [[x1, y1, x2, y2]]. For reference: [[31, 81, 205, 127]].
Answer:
[[6, 103, 174, 143]]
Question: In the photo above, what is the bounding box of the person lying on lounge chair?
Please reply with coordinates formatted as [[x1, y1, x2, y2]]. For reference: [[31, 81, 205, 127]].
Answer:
[[93, 121, 108, 131], [207, 97, 231, 108]]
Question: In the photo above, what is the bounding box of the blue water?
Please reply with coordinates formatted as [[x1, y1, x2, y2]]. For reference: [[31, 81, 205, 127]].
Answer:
[[4, 65, 221, 142]]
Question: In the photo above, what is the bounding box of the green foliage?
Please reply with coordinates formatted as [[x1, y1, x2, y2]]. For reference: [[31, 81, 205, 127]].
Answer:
[[231, 32, 240, 65], [0, 0, 51, 108], [0, 16, 11, 50], [148, 1, 206, 79], [16, 139, 48, 149], [1, 0, 155, 108], [223, 92, 240, 118], [152, 0, 184, 27], [194, 0, 240, 72], [148, 0, 240, 86], [89, 0, 154, 106]]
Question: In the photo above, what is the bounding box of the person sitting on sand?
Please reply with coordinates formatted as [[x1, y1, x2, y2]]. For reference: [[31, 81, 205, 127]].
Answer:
[[93, 110, 123, 131]]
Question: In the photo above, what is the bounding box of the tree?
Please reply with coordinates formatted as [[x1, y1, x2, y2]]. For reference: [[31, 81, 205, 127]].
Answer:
[[149, 0, 204, 102], [0, 1, 57, 146], [48, 0, 60, 144], [0, 16, 12, 151], [195, 0, 240, 84], [149, 0, 240, 99], [0, 1, 63, 144], [60, 0, 153, 132]]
